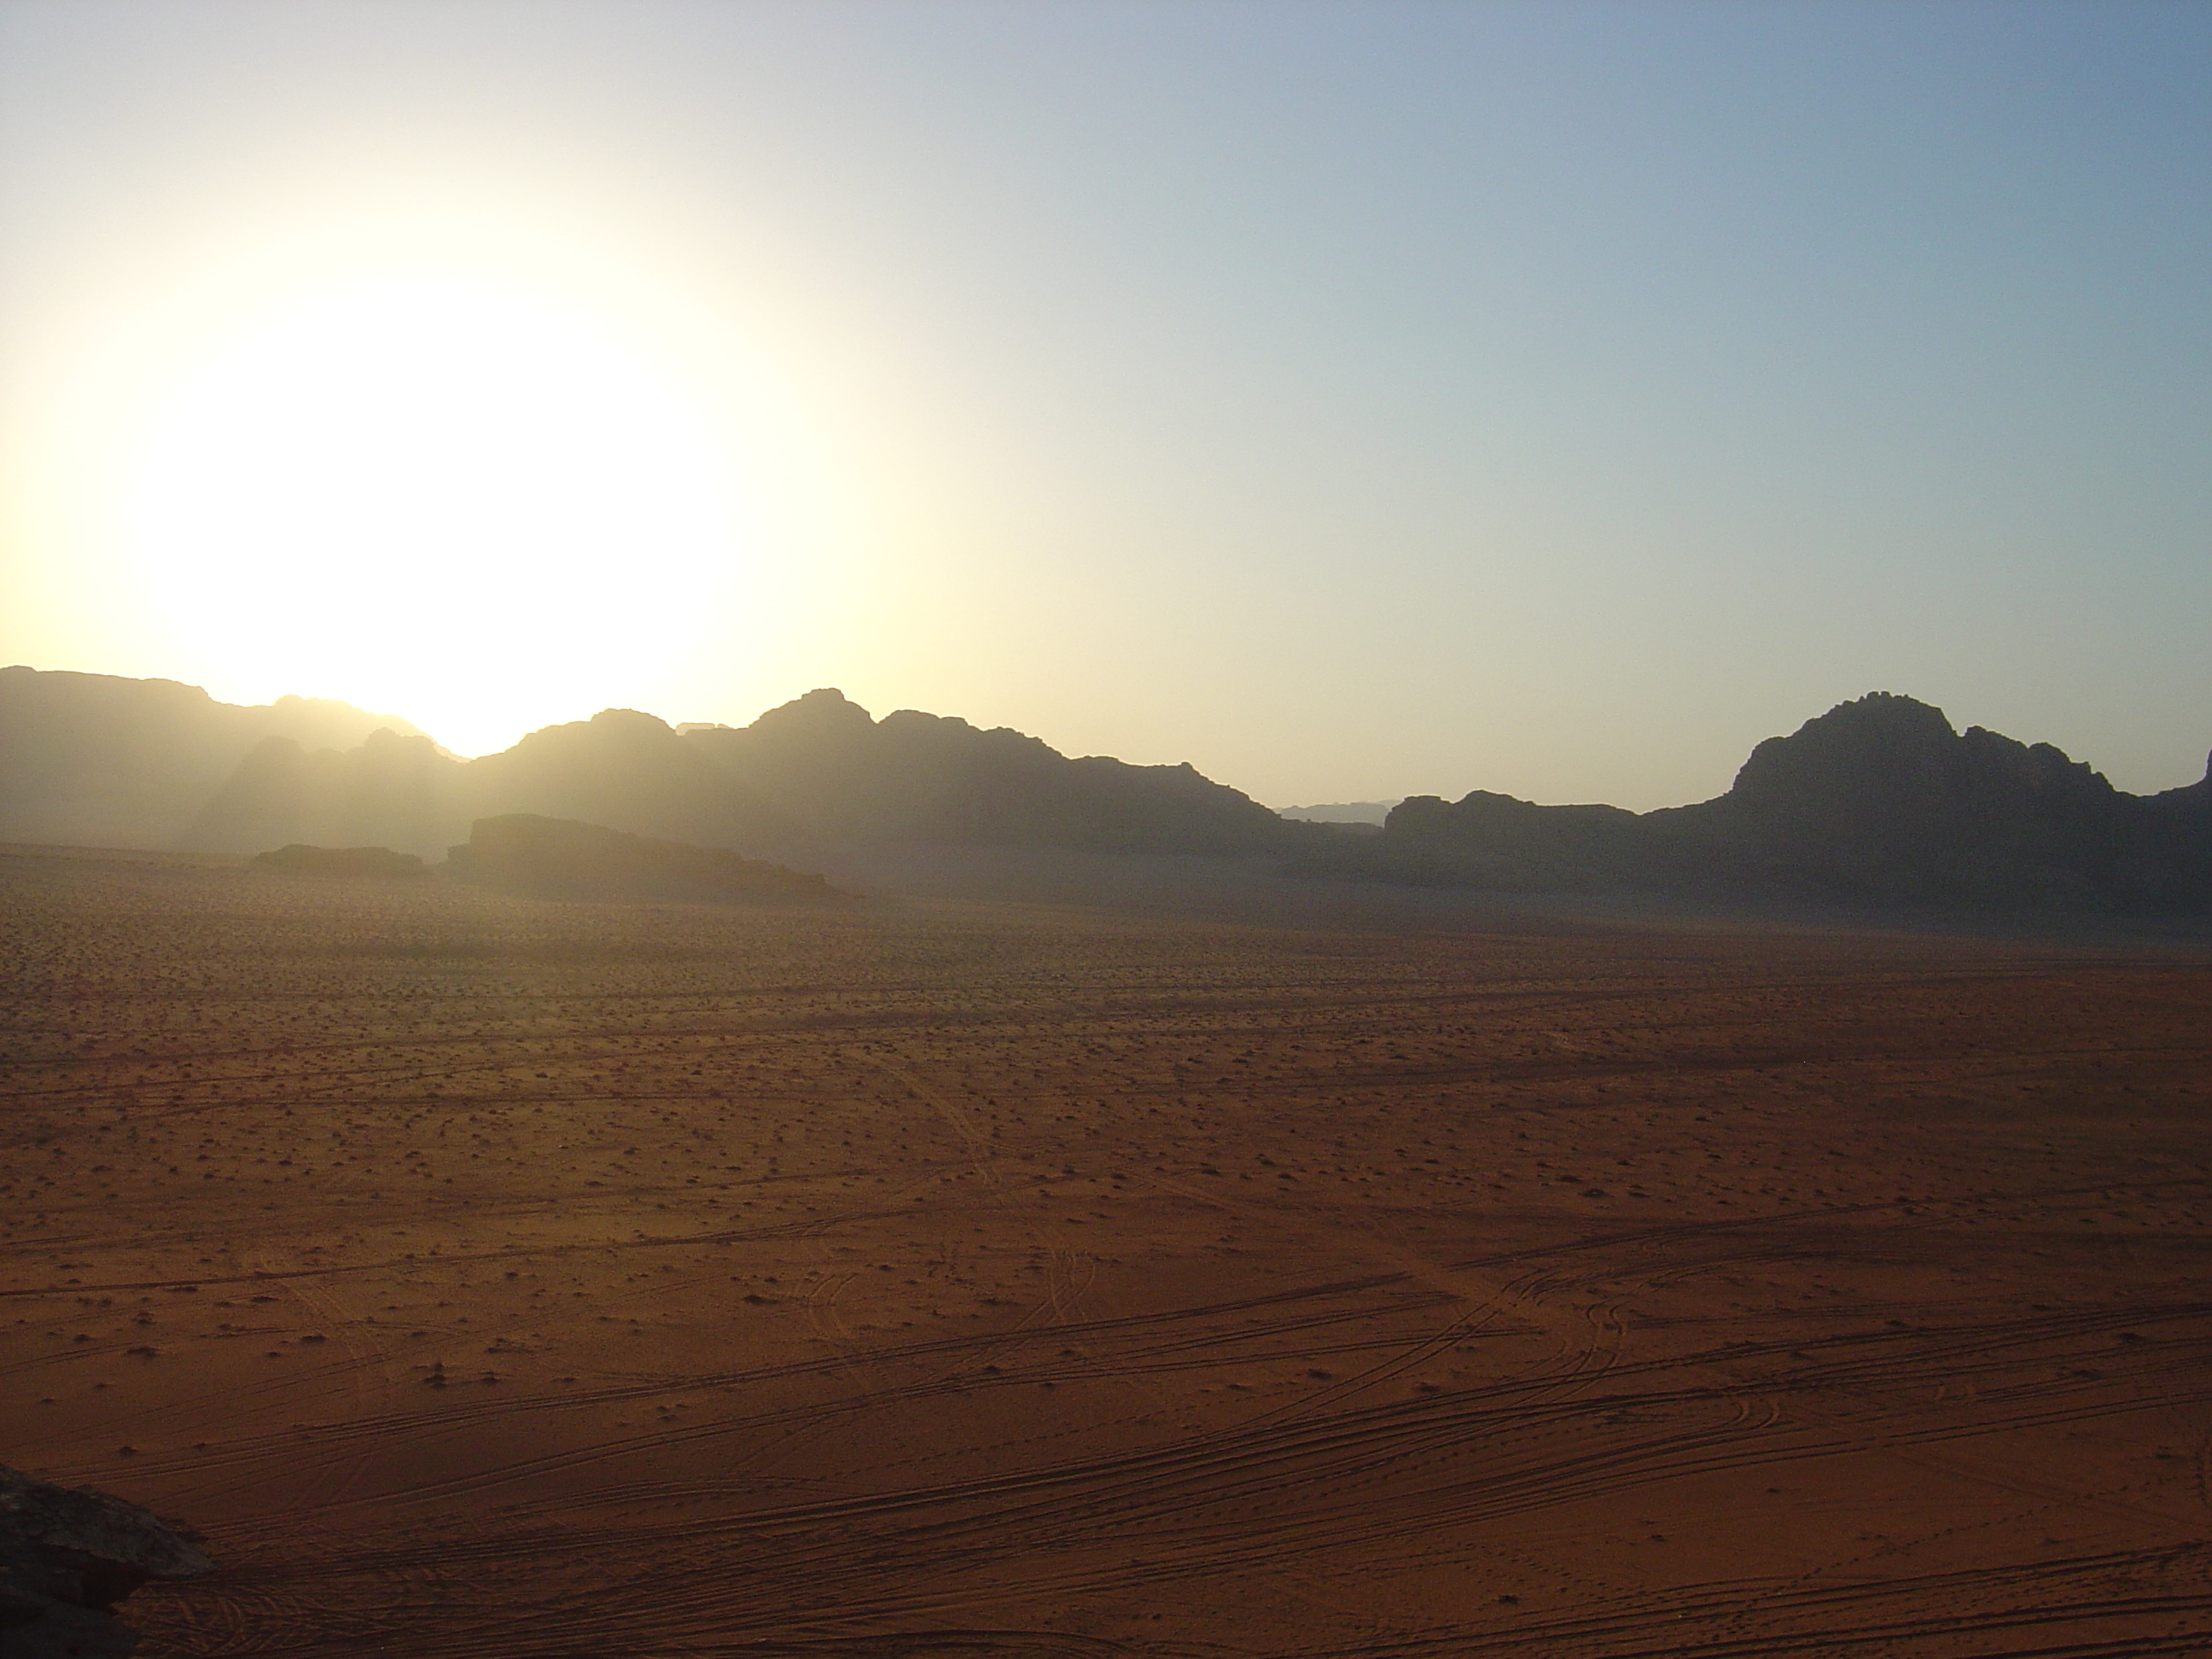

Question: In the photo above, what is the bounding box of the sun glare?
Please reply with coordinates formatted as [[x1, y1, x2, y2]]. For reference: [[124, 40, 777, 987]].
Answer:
[[118, 269, 760, 754]]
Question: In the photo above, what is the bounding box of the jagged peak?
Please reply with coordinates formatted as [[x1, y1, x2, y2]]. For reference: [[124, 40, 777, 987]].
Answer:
[[1729, 692, 1959, 795], [1798, 691, 1957, 740]]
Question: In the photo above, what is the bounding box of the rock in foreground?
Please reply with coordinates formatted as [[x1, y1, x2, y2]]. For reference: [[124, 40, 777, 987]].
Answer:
[[0, 1464, 213, 1658], [446, 813, 846, 904]]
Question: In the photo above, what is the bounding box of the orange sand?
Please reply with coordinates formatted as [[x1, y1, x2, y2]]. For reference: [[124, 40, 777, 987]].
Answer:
[[5, 848, 2211, 1657]]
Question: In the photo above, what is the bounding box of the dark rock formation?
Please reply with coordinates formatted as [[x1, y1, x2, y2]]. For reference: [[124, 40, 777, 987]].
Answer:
[[0, 667, 426, 851], [1318, 694, 2212, 914], [0, 1464, 212, 1658], [253, 843, 428, 878], [1654, 693, 2212, 910], [445, 814, 845, 905]]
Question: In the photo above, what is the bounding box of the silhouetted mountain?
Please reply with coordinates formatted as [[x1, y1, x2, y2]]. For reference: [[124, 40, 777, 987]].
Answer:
[[177, 686, 1292, 862], [446, 814, 843, 904], [1334, 693, 2212, 913], [1374, 790, 1673, 890], [179, 709, 800, 859], [0, 667, 427, 849], [183, 728, 461, 856], [468, 709, 800, 849], [684, 689, 1289, 854], [1652, 691, 2212, 907], [24, 670, 2208, 914]]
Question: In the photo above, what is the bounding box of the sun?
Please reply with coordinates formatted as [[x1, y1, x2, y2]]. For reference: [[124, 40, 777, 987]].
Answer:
[[117, 267, 760, 754]]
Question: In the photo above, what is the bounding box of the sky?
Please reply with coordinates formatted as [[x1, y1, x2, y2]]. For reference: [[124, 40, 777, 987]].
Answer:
[[1, 0, 2207, 810]]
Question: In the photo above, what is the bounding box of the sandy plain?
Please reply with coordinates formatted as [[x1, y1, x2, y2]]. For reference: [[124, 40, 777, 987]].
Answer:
[[4, 847, 2212, 1659]]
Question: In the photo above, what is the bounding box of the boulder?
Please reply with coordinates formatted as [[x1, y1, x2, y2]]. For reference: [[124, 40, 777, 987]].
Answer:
[[0, 1465, 212, 1657]]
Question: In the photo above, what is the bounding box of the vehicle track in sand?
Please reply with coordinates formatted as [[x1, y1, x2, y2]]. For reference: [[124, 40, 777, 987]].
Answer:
[[9, 856, 2212, 1657]]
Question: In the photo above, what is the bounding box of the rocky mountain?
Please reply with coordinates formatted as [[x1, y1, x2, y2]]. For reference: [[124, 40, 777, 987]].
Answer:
[[1336, 693, 2212, 913], [684, 689, 1289, 855], [0, 667, 427, 850], [174, 686, 1293, 863], [1656, 692, 2212, 908], [183, 726, 462, 857], [469, 708, 800, 849], [22, 669, 2207, 913]]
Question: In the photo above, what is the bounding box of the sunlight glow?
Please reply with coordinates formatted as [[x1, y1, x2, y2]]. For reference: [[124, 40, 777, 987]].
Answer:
[[119, 269, 760, 754]]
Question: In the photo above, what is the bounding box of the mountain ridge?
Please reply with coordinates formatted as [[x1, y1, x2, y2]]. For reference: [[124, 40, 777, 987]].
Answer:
[[5, 669, 2207, 914], [1345, 692, 2212, 912], [148, 680, 1294, 864], [0, 667, 428, 850]]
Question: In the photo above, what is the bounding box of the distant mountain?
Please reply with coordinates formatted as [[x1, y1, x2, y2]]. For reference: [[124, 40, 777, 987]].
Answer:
[[24, 670, 2208, 914], [684, 689, 1289, 855], [1277, 800, 1398, 825], [0, 667, 428, 850], [469, 708, 799, 849], [1653, 692, 2212, 909], [174, 685, 1295, 862], [185, 727, 461, 857], [1330, 693, 2212, 913]]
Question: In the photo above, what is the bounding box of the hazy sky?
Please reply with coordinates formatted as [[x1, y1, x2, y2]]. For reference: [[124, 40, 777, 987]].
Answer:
[[2, 0, 2207, 808]]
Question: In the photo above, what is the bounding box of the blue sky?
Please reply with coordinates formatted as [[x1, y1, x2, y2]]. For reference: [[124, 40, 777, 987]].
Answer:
[[2, 1, 2206, 805]]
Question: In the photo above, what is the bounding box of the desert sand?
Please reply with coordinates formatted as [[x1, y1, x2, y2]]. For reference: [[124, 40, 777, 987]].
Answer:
[[5, 847, 2212, 1657]]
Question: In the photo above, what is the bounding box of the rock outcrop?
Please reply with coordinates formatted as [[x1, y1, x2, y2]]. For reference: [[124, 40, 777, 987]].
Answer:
[[0, 1464, 212, 1658], [1375, 789, 1686, 891], [445, 814, 846, 905], [253, 843, 428, 878]]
